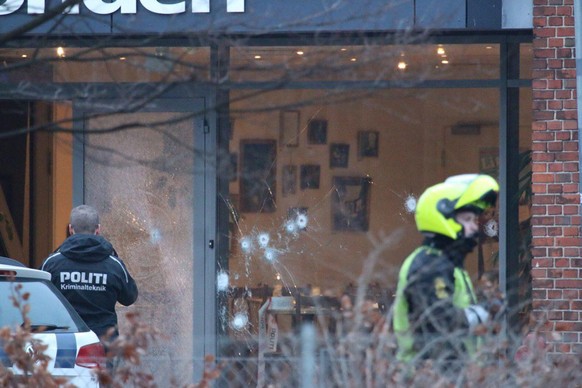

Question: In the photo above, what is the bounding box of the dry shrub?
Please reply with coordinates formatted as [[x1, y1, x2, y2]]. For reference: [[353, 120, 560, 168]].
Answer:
[[95, 312, 223, 387], [254, 299, 582, 388]]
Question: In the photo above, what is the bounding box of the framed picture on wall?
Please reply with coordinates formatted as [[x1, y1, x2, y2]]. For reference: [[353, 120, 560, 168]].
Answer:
[[357, 130, 379, 158], [479, 147, 499, 176], [300, 164, 320, 189], [331, 176, 372, 232], [330, 143, 349, 168], [282, 165, 297, 196], [228, 118, 235, 140], [239, 139, 277, 213], [280, 110, 300, 147], [307, 119, 328, 145], [229, 152, 238, 182]]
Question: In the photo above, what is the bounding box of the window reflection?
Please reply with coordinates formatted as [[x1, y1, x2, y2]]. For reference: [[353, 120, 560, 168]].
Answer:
[[226, 88, 503, 335], [221, 43, 532, 378], [230, 44, 500, 82], [0, 47, 210, 83]]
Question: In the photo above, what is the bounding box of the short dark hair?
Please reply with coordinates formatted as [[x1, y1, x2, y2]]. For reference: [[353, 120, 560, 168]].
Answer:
[[70, 205, 100, 234]]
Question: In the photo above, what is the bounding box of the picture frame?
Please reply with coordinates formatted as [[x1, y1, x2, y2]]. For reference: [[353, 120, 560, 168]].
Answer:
[[228, 118, 235, 140], [300, 164, 321, 189], [329, 143, 349, 168], [331, 176, 372, 232], [279, 110, 300, 148], [307, 119, 328, 145], [239, 140, 277, 213], [282, 165, 297, 196], [479, 147, 499, 176], [357, 130, 379, 158], [229, 152, 238, 182]]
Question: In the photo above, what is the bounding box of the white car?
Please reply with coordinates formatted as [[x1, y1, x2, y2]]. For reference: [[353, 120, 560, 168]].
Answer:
[[0, 263, 105, 387]]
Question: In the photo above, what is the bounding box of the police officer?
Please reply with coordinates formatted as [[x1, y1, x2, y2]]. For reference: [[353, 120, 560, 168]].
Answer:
[[41, 205, 138, 341], [393, 174, 499, 375]]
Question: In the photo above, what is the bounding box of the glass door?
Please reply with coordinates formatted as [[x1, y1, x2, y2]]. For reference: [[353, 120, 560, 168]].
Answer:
[[75, 98, 214, 385]]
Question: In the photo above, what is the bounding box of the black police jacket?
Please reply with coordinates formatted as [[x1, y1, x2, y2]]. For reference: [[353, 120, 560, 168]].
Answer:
[[41, 234, 138, 338]]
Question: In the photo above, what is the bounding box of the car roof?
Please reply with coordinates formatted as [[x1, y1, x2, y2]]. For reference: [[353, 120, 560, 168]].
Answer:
[[0, 256, 26, 267], [0, 264, 51, 281]]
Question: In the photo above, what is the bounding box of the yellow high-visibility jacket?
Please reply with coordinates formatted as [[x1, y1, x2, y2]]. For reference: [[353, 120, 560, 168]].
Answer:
[[393, 240, 478, 362]]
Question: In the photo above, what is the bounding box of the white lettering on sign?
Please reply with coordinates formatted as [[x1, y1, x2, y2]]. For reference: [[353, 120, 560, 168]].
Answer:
[[0, 0, 24, 15], [226, 0, 243, 12], [60, 271, 108, 285], [83, 0, 137, 15], [0, 0, 244, 15], [192, 0, 209, 13]]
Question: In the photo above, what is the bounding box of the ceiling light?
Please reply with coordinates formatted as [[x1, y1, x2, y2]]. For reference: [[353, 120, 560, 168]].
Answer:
[[21, 54, 27, 58], [437, 47, 445, 55], [397, 61, 407, 70], [296, 50, 304, 55], [254, 55, 261, 59], [441, 59, 449, 64], [56, 46, 65, 58], [350, 57, 357, 62], [340, 48, 347, 51], [486, 46, 493, 50], [119, 57, 126, 61]]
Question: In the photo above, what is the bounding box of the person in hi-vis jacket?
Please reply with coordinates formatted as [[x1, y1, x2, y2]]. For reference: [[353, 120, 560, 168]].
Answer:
[[42, 205, 138, 341], [393, 174, 499, 376]]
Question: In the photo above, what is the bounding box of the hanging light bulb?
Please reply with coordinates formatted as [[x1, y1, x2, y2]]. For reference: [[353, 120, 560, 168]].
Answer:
[[437, 47, 445, 55], [56, 46, 65, 58], [397, 61, 407, 70]]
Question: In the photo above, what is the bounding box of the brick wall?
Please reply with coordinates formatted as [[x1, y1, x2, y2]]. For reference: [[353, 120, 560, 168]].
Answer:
[[532, 0, 582, 354]]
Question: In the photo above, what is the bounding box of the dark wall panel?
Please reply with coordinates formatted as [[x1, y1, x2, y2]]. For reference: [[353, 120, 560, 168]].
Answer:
[[111, 0, 414, 34], [0, 0, 508, 36], [468, 0, 502, 29], [415, 0, 465, 29]]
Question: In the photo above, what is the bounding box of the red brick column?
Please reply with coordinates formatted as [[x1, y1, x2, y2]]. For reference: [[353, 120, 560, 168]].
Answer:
[[532, 0, 582, 355]]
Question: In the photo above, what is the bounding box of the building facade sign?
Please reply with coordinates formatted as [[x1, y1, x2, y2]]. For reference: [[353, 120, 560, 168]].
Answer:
[[0, 0, 525, 35], [0, 0, 245, 15]]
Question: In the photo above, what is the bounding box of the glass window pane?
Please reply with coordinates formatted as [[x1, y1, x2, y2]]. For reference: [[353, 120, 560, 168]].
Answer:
[[83, 111, 196, 384], [230, 44, 500, 82], [224, 86, 500, 351], [0, 280, 83, 332], [0, 47, 210, 83]]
